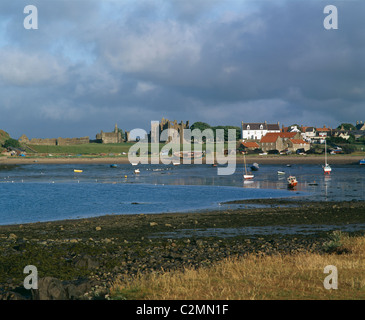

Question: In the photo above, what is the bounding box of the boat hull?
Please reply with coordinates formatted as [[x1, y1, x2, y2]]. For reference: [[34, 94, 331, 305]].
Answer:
[[287, 176, 298, 189], [323, 165, 332, 174]]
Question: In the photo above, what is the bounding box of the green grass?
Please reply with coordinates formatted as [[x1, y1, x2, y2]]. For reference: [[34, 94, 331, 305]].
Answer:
[[27, 142, 231, 156], [21, 141, 365, 158], [28, 143, 135, 155]]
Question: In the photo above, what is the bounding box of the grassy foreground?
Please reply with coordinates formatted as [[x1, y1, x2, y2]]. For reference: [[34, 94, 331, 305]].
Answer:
[[110, 232, 365, 300]]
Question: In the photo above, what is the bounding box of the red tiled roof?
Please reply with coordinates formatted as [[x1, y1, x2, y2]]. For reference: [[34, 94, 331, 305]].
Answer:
[[260, 132, 297, 143], [241, 141, 260, 148], [290, 139, 309, 145], [260, 135, 279, 143]]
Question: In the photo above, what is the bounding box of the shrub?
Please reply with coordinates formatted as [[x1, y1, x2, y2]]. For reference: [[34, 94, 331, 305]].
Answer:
[[2, 138, 21, 149]]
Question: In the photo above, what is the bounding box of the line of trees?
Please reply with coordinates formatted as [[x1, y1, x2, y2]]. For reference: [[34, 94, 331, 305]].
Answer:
[[189, 122, 241, 142]]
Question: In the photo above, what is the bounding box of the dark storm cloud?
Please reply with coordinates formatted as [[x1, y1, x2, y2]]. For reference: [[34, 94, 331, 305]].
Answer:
[[0, 0, 364, 138]]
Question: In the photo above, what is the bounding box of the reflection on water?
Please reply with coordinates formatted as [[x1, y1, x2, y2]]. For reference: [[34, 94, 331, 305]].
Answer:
[[0, 163, 364, 202], [0, 162, 363, 225]]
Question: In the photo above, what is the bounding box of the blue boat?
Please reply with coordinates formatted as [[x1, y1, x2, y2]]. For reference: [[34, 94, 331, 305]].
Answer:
[[360, 159, 365, 165], [110, 164, 118, 168]]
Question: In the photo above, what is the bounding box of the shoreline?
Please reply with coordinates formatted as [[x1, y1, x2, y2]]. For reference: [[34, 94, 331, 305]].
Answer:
[[0, 199, 364, 300], [0, 154, 363, 165]]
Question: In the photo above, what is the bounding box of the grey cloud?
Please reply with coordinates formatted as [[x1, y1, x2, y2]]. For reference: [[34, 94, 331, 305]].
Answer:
[[0, 0, 364, 139]]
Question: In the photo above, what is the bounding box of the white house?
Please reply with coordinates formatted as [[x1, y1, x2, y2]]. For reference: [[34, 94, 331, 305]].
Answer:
[[241, 121, 280, 140]]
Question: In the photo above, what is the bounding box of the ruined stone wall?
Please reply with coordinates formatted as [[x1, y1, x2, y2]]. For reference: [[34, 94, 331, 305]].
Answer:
[[20, 135, 89, 146], [98, 132, 122, 144], [29, 138, 57, 146], [57, 137, 90, 146], [158, 118, 190, 143]]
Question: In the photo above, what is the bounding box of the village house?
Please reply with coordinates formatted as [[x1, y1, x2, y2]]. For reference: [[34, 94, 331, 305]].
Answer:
[[300, 127, 316, 143], [331, 127, 351, 140], [239, 141, 260, 153], [312, 125, 332, 144], [241, 121, 280, 141], [259, 132, 302, 153], [287, 139, 310, 153]]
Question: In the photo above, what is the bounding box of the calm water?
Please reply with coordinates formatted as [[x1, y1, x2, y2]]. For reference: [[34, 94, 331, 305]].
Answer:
[[0, 162, 363, 225]]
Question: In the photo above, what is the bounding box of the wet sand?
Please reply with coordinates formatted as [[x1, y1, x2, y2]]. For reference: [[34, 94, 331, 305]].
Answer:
[[0, 154, 363, 165]]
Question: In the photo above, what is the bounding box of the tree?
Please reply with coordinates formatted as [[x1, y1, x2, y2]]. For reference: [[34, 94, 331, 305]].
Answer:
[[3, 138, 21, 149], [212, 126, 241, 141], [190, 122, 211, 131], [337, 123, 356, 131]]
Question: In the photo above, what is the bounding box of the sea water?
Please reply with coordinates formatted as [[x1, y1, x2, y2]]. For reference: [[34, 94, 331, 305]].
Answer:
[[0, 162, 363, 225]]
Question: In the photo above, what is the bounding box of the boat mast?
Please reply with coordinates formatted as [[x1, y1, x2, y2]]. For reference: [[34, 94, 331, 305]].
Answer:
[[244, 153, 248, 175], [325, 138, 328, 166]]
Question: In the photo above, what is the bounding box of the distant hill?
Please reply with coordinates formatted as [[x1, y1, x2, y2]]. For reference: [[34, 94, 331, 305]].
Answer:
[[0, 130, 10, 146]]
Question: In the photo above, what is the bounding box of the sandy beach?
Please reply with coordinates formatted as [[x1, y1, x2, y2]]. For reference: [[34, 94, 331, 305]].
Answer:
[[0, 154, 363, 165]]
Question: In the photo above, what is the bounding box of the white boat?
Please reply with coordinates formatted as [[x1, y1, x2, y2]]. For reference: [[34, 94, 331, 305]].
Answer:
[[287, 175, 298, 189], [134, 169, 140, 174], [243, 154, 254, 180], [277, 171, 285, 175], [323, 139, 331, 175]]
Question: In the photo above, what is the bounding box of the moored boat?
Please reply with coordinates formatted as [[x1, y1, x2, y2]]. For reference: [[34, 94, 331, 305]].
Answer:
[[360, 159, 365, 165], [134, 169, 140, 174], [287, 175, 297, 189], [243, 154, 254, 180], [323, 139, 331, 174], [74, 169, 83, 173], [250, 163, 259, 171]]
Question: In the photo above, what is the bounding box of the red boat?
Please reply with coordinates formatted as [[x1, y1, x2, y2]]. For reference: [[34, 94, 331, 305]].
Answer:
[[287, 176, 298, 189]]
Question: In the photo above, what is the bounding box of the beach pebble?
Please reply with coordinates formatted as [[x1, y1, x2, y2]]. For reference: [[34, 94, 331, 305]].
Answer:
[[95, 226, 102, 231], [8, 233, 17, 240]]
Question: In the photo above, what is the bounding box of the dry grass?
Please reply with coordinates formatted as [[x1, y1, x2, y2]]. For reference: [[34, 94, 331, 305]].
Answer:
[[110, 234, 365, 300]]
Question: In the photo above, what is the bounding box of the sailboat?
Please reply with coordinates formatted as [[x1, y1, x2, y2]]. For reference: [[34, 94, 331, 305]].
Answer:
[[323, 139, 332, 175], [243, 154, 254, 180]]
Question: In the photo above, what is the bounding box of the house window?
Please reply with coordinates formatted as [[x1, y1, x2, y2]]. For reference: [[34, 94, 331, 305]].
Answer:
[[247, 125, 250, 130], [260, 125, 263, 130]]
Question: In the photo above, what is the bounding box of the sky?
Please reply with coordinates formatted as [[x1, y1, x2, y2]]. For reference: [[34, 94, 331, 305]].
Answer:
[[0, 0, 364, 139]]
